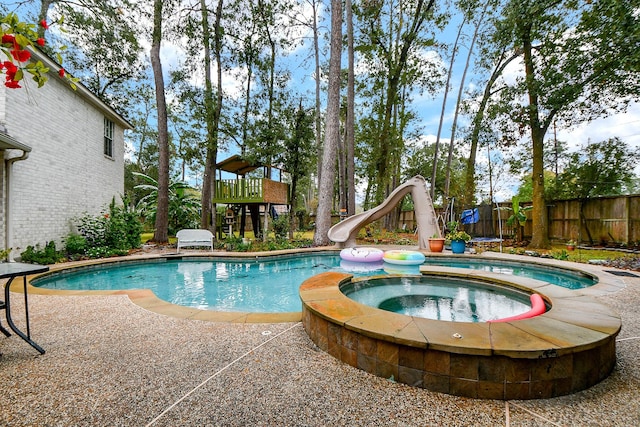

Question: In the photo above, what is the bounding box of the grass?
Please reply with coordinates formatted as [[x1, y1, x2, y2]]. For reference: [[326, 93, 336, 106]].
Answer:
[[487, 243, 637, 265]]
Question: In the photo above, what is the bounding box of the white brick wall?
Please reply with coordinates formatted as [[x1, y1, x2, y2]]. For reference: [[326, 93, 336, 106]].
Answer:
[[3, 73, 126, 255]]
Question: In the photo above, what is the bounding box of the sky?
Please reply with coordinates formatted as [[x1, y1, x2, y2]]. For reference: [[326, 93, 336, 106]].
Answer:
[[279, 3, 640, 203], [8, 1, 638, 204]]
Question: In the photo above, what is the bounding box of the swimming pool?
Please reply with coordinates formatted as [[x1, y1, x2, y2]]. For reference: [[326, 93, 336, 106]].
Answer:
[[32, 253, 596, 314], [422, 256, 597, 289], [33, 253, 383, 313]]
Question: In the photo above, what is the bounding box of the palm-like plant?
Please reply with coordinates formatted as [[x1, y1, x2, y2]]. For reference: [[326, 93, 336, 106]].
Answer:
[[133, 172, 201, 235], [506, 197, 532, 242]]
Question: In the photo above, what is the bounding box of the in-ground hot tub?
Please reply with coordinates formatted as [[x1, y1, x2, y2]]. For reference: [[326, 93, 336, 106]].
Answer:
[[341, 275, 542, 323], [300, 271, 620, 400]]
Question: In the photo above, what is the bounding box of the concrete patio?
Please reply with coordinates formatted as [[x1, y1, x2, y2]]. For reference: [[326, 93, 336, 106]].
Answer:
[[1, 251, 639, 426]]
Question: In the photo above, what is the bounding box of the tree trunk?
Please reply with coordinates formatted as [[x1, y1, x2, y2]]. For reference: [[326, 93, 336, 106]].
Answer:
[[200, 0, 214, 231], [289, 176, 298, 240], [200, 0, 224, 232], [257, 0, 277, 180], [313, 0, 342, 247], [338, 129, 346, 213], [432, 16, 465, 201], [150, 0, 169, 243], [345, 0, 356, 217], [444, 3, 488, 200], [522, 26, 549, 248], [240, 17, 256, 155], [37, 0, 53, 38], [463, 48, 518, 208], [312, 0, 323, 190]]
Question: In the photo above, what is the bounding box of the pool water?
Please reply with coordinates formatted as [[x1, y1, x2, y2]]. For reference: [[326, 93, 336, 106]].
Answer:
[[422, 257, 596, 290], [33, 253, 594, 314], [34, 254, 385, 313], [341, 276, 533, 322]]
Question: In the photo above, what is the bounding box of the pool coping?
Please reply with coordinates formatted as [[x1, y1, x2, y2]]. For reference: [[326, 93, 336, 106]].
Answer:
[[18, 247, 630, 324]]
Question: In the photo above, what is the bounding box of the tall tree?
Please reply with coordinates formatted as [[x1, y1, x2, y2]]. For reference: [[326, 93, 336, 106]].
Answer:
[[36, 0, 144, 109], [557, 138, 639, 200], [443, 0, 490, 201], [280, 102, 315, 239], [313, 0, 342, 246], [493, 0, 640, 248], [311, 0, 324, 192], [431, 14, 465, 201], [357, 0, 441, 206], [345, 0, 356, 217], [150, 0, 169, 243], [233, 2, 260, 154], [461, 45, 519, 208], [250, 0, 294, 179], [198, 0, 224, 231]]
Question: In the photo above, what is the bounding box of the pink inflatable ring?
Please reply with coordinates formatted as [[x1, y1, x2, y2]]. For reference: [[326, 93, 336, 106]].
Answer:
[[339, 247, 385, 263]]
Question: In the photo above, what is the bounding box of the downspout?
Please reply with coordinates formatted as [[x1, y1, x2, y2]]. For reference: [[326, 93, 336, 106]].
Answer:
[[5, 148, 30, 262]]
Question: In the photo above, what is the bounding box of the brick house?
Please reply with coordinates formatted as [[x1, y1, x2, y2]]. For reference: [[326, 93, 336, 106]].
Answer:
[[0, 49, 132, 260]]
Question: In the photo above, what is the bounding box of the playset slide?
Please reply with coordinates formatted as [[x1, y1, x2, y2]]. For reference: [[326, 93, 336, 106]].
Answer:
[[328, 175, 440, 250]]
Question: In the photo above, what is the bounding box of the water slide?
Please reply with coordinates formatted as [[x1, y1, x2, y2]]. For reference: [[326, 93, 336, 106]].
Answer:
[[328, 175, 440, 250]]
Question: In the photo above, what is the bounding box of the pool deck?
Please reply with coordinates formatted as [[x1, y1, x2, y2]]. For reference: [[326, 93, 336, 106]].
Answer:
[[1, 247, 639, 425]]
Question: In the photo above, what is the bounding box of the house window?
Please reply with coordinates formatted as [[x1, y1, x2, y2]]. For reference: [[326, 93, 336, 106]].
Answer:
[[104, 117, 114, 157]]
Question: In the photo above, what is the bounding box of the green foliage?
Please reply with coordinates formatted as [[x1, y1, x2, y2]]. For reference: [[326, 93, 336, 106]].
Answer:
[[76, 198, 142, 251], [0, 248, 11, 261], [404, 142, 467, 207], [223, 236, 251, 252], [492, 0, 640, 138], [271, 215, 290, 240], [70, 197, 142, 260], [355, 0, 445, 206], [488, 0, 639, 247], [515, 171, 557, 202], [296, 209, 312, 231], [505, 197, 532, 227], [0, 12, 50, 88], [64, 234, 87, 259], [46, 1, 145, 108], [134, 172, 201, 235], [555, 138, 639, 199], [445, 221, 471, 242], [86, 246, 128, 259], [549, 249, 570, 261], [20, 242, 64, 265]]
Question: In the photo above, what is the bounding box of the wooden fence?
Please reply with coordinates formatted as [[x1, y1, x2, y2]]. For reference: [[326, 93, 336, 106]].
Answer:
[[396, 194, 640, 245]]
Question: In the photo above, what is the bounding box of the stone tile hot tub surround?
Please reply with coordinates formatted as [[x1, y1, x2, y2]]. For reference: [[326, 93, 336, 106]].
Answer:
[[299, 271, 621, 400]]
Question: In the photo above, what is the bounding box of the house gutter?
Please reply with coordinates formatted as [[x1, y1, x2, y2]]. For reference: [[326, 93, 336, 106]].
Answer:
[[5, 150, 30, 261], [1, 129, 32, 262]]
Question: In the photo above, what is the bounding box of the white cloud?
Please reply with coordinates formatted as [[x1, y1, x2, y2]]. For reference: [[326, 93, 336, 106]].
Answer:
[[556, 101, 640, 150]]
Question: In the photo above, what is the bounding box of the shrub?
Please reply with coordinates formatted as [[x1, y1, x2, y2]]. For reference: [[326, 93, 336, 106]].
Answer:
[[223, 236, 252, 252], [76, 197, 142, 253], [64, 234, 88, 259], [0, 248, 11, 261], [272, 215, 289, 240], [550, 249, 570, 260], [20, 241, 64, 265], [86, 246, 128, 259]]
